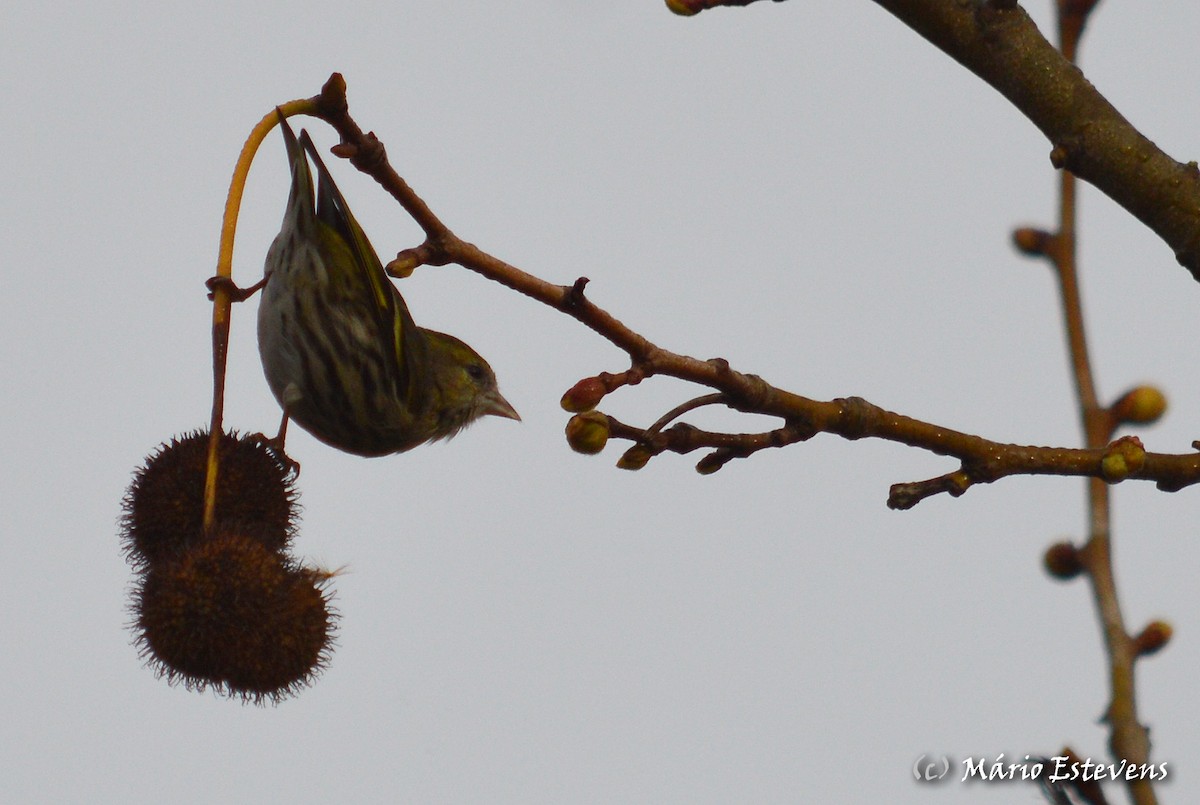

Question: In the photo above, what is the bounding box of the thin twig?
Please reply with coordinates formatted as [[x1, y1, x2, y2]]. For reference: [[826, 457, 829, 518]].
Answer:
[[302, 74, 1200, 508], [1048, 2, 1154, 801], [872, 0, 1200, 280], [203, 96, 318, 533]]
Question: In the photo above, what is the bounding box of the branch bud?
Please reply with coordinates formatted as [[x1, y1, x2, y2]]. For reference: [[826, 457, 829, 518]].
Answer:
[[1043, 541, 1084, 580], [695, 451, 727, 475], [560, 376, 608, 413], [617, 444, 653, 471], [1049, 144, 1069, 169], [1133, 620, 1173, 657], [1100, 436, 1145, 482], [665, 0, 700, 15], [385, 250, 421, 279], [1110, 385, 1167, 426], [1011, 227, 1053, 257], [565, 411, 610, 455]]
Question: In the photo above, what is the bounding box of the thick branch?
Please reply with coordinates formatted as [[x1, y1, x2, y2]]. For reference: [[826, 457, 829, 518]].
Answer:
[[871, 0, 1200, 280], [670, 0, 1200, 278]]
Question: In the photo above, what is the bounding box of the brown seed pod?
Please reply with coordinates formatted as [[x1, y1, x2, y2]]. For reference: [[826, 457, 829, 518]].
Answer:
[[132, 530, 336, 704], [121, 429, 299, 567]]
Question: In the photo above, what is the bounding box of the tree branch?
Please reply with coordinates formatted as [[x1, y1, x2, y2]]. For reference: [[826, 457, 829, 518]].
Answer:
[[672, 0, 1200, 280], [665, 0, 784, 14], [293, 73, 1200, 509], [870, 0, 1200, 281]]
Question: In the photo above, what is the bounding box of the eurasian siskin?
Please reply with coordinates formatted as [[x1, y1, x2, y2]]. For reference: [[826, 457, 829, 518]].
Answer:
[[257, 114, 518, 456]]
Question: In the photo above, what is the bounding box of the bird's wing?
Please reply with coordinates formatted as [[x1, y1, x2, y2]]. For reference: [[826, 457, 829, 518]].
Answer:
[[297, 128, 428, 405], [275, 111, 316, 240]]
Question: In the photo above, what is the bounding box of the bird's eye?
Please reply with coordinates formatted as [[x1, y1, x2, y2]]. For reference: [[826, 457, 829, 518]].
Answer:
[[466, 364, 486, 381]]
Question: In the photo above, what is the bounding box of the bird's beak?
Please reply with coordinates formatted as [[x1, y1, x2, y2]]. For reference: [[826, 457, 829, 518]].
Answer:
[[483, 390, 521, 422]]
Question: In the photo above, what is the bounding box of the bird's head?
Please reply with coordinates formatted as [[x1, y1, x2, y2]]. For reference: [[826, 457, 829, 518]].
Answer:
[[422, 330, 519, 440]]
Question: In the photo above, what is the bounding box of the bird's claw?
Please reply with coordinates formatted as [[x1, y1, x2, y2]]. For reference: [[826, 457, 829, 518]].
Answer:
[[206, 275, 265, 302], [248, 431, 300, 478]]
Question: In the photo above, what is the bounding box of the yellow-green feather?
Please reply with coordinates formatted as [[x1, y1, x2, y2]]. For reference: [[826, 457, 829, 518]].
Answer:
[[289, 123, 427, 410]]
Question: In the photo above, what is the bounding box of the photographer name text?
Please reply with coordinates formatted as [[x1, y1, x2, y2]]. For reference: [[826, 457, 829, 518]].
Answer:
[[960, 754, 1167, 784]]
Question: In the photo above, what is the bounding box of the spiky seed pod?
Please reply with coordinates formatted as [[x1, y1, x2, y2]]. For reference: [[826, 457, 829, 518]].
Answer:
[[121, 429, 299, 567], [132, 530, 336, 704]]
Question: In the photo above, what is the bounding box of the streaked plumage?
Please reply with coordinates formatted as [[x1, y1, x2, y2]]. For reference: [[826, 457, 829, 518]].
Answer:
[[258, 114, 518, 456]]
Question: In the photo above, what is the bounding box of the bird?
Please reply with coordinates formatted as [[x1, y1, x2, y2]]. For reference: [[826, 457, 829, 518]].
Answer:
[[252, 112, 518, 457]]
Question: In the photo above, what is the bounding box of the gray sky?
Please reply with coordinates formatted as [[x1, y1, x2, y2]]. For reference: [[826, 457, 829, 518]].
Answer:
[[4, 1, 1199, 802]]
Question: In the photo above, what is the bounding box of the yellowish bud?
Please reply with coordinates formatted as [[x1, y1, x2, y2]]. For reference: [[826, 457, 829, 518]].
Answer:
[[1133, 620, 1173, 657], [665, 0, 700, 15], [617, 445, 653, 471], [1111, 385, 1167, 425], [565, 411, 609, 455], [1100, 436, 1146, 482], [385, 252, 419, 279]]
